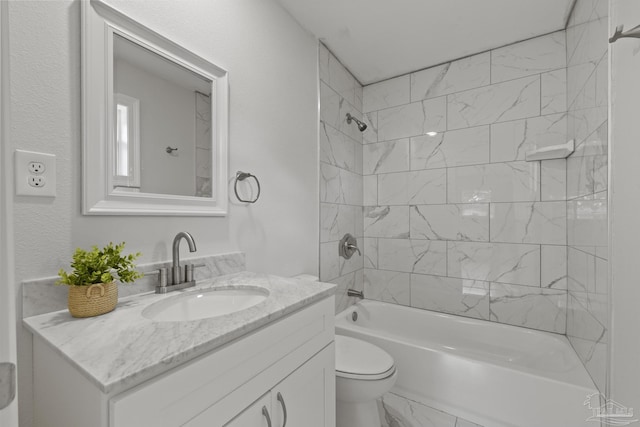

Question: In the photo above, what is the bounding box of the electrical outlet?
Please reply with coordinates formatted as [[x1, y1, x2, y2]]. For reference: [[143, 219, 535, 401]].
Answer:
[[28, 162, 45, 174], [15, 149, 56, 197], [28, 176, 45, 188]]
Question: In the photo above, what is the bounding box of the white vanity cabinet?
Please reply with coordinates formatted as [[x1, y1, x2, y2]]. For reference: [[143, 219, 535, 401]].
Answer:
[[197, 343, 334, 427], [31, 297, 335, 427]]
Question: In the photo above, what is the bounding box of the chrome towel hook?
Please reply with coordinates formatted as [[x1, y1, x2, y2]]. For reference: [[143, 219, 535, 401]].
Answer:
[[234, 171, 261, 203]]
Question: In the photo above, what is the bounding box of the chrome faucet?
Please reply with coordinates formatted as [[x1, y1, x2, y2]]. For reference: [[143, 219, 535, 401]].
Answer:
[[172, 231, 197, 285], [155, 232, 198, 294]]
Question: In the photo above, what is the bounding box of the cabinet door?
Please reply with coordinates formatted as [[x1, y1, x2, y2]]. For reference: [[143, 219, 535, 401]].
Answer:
[[225, 393, 272, 427], [271, 344, 335, 427]]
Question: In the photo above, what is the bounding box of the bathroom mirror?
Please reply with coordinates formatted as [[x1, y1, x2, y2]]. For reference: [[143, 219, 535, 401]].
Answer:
[[82, 0, 228, 216]]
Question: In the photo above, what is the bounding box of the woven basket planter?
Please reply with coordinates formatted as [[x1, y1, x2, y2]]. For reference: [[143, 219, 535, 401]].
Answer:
[[67, 282, 118, 318]]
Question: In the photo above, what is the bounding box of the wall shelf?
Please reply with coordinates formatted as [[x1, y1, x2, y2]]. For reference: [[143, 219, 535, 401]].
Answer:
[[525, 140, 575, 162]]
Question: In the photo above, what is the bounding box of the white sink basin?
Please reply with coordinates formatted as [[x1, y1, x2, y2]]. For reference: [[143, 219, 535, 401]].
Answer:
[[142, 286, 269, 322]]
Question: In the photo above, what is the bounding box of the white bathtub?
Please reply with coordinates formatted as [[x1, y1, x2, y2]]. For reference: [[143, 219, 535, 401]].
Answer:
[[335, 300, 598, 427]]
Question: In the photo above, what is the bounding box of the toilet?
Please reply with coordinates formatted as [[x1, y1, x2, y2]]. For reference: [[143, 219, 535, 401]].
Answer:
[[335, 334, 397, 427]]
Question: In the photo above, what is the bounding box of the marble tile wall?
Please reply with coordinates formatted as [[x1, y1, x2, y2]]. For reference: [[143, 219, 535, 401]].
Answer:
[[319, 44, 365, 313], [565, 0, 609, 395], [361, 31, 569, 334], [195, 92, 212, 197]]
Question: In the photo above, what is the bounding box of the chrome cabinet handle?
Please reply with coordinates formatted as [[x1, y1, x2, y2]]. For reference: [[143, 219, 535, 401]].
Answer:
[[276, 392, 288, 427], [262, 406, 272, 427]]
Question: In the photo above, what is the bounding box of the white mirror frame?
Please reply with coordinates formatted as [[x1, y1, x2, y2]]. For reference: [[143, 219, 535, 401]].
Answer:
[[82, 0, 228, 216]]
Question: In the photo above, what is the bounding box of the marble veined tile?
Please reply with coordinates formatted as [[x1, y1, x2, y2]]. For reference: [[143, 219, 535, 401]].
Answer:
[[320, 203, 359, 243], [447, 162, 540, 203], [569, 0, 607, 27], [490, 283, 567, 334], [567, 194, 608, 250], [410, 204, 489, 242], [320, 82, 363, 142], [568, 105, 607, 149], [541, 159, 567, 201], [410, 52, 490, 102], [490, 113, 567, 163], [568, 246, 597, 294], [363, 75, 410, 113], [567, 62, 597, 109], [319, 241, 339, 282], [378, 170, 446, 205], [571, 288, 608, 329], [542, 245, 567, 290], [447, 75, 540, 130], [363, 174, 377, 206], [567, 122, 608, 200], [318, 43, 330, 84], [363, 237, 378, 269], [567, 17, 608, 68], [363, 139, 410, 175], [411, 126, 490, 170], [567, 334, 607, 394], [364, 269, 410, 305], [566, 293, 606, 343], [490, 201, 567, 245], [491, 32, 566, 83], [363, 111, 378, 144], [541, 69, 567, 115], [364, 206, 410, 238], [328, 50, 358, 107], [333, 271, 364, 314], [195, 92, 211, 149], [380, 392, 457, 427], [595, 53, 607, 108], [378, 97, 447, 141], [319, 162, 362, 206], [378, 239, 447, 276], [448, 241, 540, 287], [195, 148, 211, 179], [411, 274, 490, 320], [320, 122, 357, 173]]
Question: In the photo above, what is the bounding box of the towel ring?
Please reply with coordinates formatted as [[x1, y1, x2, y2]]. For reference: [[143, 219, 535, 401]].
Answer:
[[234, 171, 261, 203]]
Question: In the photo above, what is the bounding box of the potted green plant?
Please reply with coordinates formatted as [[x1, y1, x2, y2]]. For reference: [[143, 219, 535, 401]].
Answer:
[[57, 242, 143, 318]]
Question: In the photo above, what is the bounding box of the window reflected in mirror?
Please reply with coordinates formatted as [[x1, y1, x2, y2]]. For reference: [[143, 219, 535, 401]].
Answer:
[[114, 93, 140, 190]]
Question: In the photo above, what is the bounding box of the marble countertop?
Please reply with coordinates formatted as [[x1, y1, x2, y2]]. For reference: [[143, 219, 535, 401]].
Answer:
[[23, 272, 335, 395]]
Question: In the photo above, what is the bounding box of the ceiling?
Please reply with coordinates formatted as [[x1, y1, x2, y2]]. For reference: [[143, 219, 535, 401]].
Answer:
[[276, 0, 575, 85]]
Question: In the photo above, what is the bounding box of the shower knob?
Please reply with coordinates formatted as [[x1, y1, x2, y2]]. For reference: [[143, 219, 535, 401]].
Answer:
[[339, 233, 361, 259]]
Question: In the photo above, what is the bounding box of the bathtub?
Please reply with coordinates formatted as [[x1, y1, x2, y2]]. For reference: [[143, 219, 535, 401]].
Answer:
[[335, 300, 598, 427]]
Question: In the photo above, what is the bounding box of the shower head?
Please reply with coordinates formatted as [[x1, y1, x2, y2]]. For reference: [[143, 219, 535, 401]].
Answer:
[[346, 113, 367, 132]]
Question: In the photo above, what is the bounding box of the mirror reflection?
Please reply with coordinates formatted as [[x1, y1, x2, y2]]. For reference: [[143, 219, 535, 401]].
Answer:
[[113, 34, 213, 198]]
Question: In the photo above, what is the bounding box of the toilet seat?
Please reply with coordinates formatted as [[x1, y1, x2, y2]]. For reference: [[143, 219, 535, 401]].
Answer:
[[335, 335, 396, 381]]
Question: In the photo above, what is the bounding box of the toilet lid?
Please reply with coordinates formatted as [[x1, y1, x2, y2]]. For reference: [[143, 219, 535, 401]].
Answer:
[[335, 335, 395, 380]]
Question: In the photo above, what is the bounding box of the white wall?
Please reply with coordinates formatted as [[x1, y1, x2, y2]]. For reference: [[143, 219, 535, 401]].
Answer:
[[1, 0, 18, 424], [9, 1, 319, 425]]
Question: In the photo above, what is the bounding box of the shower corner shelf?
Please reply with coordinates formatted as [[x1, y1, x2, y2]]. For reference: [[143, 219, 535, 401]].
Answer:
[[525, 140, 575, 162]]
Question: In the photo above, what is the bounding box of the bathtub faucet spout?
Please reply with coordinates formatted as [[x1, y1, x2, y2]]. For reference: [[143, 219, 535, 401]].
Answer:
[[347, 289, 364, 299]]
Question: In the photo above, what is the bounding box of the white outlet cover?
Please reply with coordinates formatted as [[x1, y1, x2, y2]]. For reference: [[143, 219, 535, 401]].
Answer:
[[14, 149, 56, 197]]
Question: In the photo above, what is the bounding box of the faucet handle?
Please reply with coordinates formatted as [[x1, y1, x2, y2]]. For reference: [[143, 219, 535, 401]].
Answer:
[[185, 263, 206, 282]]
